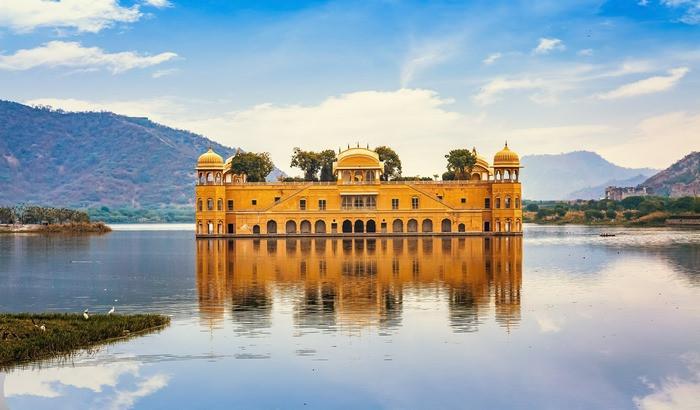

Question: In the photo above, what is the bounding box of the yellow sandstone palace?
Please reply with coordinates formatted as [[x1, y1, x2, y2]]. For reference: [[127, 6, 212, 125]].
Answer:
[[195, 144, 522, 237]]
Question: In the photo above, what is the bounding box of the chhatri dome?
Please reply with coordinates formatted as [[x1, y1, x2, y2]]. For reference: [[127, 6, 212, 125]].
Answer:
[[493, 142, 520, 167], [197, 147, 224, 168]]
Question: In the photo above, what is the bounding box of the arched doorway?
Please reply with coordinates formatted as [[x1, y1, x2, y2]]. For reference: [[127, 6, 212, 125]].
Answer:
[[354, 220, 365, 233], [516, 219, 521, 232], [315, 220, 326, 234], [458, 223, 466, 232], [267, 220, 277, 234], [392, 219, 403, 233], [441, 218, 451, 232], [366, 220, 376, 233], [407, 219, 418, 233], [422, 219, 433, 233], [285, 220, 297, 234], [300, 220, 312, 234], [253, 225, 261, 234], [342, 220, 352, 233]]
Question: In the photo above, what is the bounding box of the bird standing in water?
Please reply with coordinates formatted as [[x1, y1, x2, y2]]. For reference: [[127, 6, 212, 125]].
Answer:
[[83, 309, 90, 320], [108, 306, 115, 315]]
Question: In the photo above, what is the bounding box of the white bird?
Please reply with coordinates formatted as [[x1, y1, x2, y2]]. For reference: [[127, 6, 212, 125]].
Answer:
[[108, 306, 115, 315], [39, 324, 46, 332], [83, 309, 90, 320]]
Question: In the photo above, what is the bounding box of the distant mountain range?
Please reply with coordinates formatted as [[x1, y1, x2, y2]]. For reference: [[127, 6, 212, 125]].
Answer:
[[642, 152, 699, 197], [521, 151, 659, 200], [0, 100, 282, 208]]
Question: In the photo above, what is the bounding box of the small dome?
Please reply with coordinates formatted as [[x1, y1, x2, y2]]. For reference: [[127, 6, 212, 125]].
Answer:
[[493, 142, 520, 167], [472, 147, 489, 169], [197, 147, 224, 168]]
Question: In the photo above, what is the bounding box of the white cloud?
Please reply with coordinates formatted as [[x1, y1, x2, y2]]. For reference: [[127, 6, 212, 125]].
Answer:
[[533, 37, 565, 54], [152, 68, 179, 78], [400, 37, 459, 87], [482, 52, 502, 65], [634, 354, 700, 410], [597, 67, 689, 100], [0, 41, 177, 74], [474, 78, 545, 105], [661, 0, 700, 25], [144, 0, 172, 8], [0, 0, 142, 33], [578, 48, 594, 56]]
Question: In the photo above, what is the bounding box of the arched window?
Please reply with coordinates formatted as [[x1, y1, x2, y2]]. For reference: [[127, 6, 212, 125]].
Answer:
[[458, 223, 466, 232], [207, 198, 213, 210], [441, 218, 452, 232], [197, 220, 202, 234], [366, 220, 376, 233], [217, 198, 223, 211], [253, 225, 261, 234], [495, 197, 501, 209], [225, 174, 232, 183], [342, 220, 352, 233], [354, 220, 365, 233], [515, 197, 520, 209], [197, 199, 202, 211], [267, 220, 277, 234], [422, 219, 433, 233], [392, 219, 404, 233], [343, 170, 351, 182], [504, 170, 510, 180], [300, 220, 312, 234], [285, 220, 297, 234], [199, 173, 205, 184], [215, 173, 221, 184], [516, 219, 521, 232], [207, 172, 213, 183], [407, 219, 418, 233], [315, 220, 326, 234], [366, 170, 375, 182], [505, 196, 511, 209]]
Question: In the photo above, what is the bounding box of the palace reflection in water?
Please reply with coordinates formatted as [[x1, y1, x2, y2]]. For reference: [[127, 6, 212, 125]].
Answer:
[[196, 237, 522, 334]]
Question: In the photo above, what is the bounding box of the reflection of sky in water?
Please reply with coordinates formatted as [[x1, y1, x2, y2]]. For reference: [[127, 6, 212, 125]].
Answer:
[[0, 226, 698, 409]]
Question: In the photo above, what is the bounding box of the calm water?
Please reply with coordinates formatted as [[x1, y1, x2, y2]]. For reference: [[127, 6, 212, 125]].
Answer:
[[0, 225, 699, 409]]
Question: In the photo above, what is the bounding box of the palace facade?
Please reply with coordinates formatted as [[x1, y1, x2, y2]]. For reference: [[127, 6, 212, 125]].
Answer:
[[195, 144, 522, 237]]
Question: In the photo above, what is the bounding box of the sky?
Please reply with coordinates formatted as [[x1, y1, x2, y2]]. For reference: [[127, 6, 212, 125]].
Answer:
[[1, 0, 699, 177]]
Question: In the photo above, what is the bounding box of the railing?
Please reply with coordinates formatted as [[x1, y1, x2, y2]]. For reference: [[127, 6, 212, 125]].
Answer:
[[341, 205, 377, 210]]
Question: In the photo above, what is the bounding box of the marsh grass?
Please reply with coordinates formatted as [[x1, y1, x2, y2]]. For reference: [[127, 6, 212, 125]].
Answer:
[[0, 313, 169, 369]]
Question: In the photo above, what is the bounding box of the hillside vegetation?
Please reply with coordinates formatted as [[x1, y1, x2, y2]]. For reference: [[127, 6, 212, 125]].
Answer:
[[0, 100, 280, 208]]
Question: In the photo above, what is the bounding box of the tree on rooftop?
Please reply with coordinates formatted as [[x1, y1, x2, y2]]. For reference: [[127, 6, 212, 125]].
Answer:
[[444, 149, 477, 180], [375, 146, 402, 181], [290, 147, 322, 181], [230, 152, 273, 182]]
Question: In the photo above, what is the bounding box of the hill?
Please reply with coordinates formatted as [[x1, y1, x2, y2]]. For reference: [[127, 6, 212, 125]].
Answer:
[[566, 174, 650, 200], [521, 151, 658, 200], [642, 152, 700, 197], [0, 100, 282, 208]]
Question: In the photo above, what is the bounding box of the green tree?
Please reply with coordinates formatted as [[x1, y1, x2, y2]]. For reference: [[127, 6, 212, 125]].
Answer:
[[605, 209, 617, 220], [525, 203, 539, 212], [290, 147, 322, 181], [230, 152, 274, 182], [318, 150, 337, 182], [444, 149, 477, 180], [375, 146, 402, 181], [442, 171, 456, 181], [620, 196, 645, 209]]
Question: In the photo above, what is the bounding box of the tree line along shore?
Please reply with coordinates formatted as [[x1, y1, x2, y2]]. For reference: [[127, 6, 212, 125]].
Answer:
[[0, 206, 110, 233], [524, 196, 700, 226]]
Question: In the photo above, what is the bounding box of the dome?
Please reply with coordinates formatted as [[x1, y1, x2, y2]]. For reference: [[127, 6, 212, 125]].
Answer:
[[197, 147, 224, 168], [472, 147, 489, 169], [493, 142, 520, 167]]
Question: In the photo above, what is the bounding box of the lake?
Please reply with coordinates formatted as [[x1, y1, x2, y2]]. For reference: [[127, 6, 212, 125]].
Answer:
[[0, 225, 699, 409]]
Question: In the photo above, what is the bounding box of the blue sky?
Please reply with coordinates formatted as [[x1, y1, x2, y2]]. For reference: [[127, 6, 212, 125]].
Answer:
[[1, 0, 699, 176]]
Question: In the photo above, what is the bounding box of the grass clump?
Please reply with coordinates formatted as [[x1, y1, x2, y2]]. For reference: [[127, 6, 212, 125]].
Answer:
[[0, 313, 169, 368]]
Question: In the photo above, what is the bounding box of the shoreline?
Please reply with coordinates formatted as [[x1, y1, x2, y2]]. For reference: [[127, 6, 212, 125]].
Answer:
[[0, 313, 170, 369], [0, 222, 111, 234]]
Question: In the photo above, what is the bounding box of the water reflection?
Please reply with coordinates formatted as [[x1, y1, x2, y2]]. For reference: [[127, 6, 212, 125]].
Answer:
[[196, 237, 522, 334]]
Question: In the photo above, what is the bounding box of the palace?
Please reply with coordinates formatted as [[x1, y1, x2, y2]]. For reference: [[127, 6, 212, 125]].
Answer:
[[195, 144, 522, 236]]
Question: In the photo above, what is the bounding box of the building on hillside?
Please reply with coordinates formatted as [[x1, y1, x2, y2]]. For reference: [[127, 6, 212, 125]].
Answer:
[[605, 185, 651, 201], [195, 144, 523, 236]]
